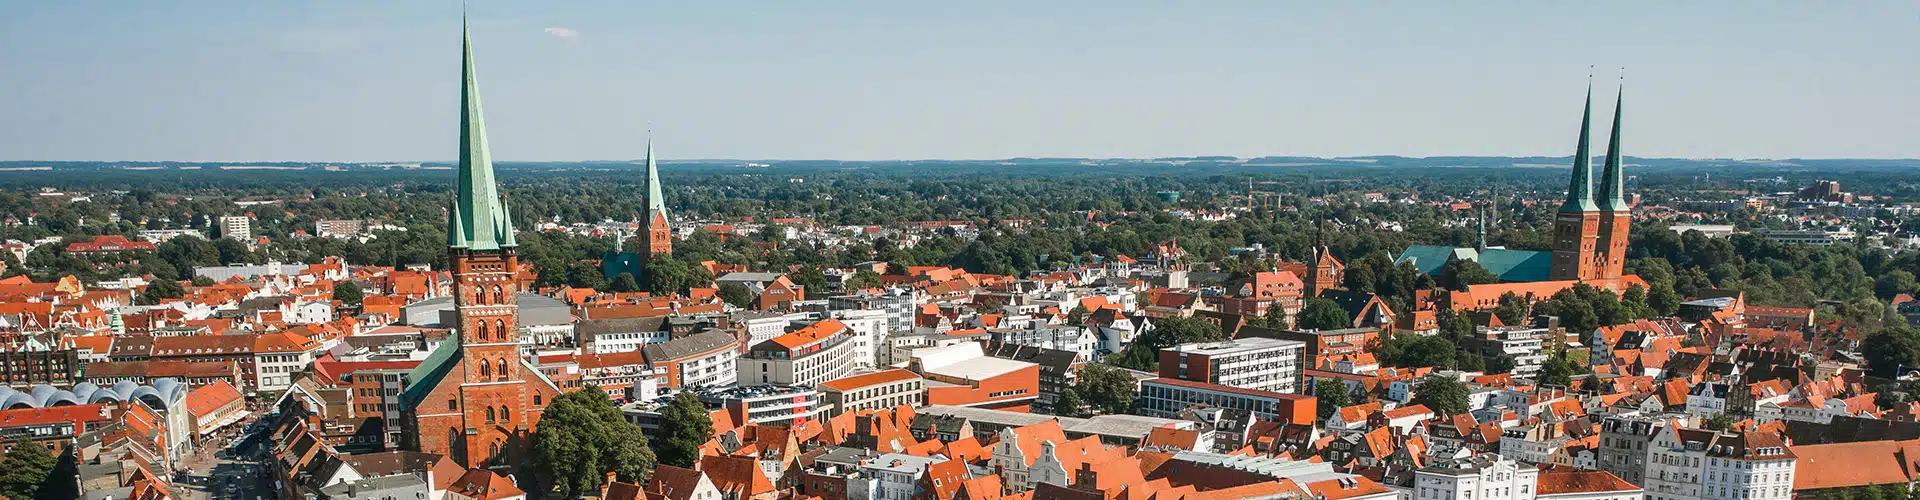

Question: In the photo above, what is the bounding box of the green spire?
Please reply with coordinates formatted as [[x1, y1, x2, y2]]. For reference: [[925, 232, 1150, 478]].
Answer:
[[448, 16, 517, 251], [1477, 203, 1487, 251], [643, 135, 670, 229], [1597, 86, 1628, 212], [1560, 84, 1599, 213]]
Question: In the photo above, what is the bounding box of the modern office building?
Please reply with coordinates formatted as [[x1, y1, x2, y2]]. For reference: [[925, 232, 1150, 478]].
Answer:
[[1157, 337, 1305, 394]]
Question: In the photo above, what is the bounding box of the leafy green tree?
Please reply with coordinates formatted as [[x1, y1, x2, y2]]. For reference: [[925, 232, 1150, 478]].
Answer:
[[655, 392, 714, 469], [1410, 376, 1470, 415], [1494, 292, 1529, 326], [717, 283, 755, 309], [1456, 351, 1486, 371], [644, 258, 713, 295], [1296, 297, 1352, 331], [1539, 354, 1575, 387], [1863, 326, 1920, 378], [1703, 413, 1736, 431], [332, 281, 364, 307], [1072, 363, 1139, 416], [140, 280, 184, 305], [1108, 316, 1225, 371], [529, 387, 658, 498], [567, 262, 609, 290], [190, 276, 214, 287], [1439, 259, 1499, 291], [609, 273, 641, 293], [1054, 388, 1088, 417], [1648, 282, 1682, 317], [1066, 306, 1090, 326], [0, 439, 56, 500], [846, 269, 882, 290], [1373, 334, 1457, 369], [1487, 354, 1516, 375], [1315, 379, 1350, 420], [788, 266, 832, 299]]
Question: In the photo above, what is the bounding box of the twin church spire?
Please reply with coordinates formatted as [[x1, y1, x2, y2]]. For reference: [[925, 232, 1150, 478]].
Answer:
[[1560, 80, 1628, 214]]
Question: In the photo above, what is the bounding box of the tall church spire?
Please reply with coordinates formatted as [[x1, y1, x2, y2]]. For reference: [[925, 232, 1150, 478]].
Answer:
[[1477, 204, 1487, 251], [1560, 83, 1599, 213], [1597, 85, 1628, 212], [448, 15, 516, 251], [643, 134, 669, 226]]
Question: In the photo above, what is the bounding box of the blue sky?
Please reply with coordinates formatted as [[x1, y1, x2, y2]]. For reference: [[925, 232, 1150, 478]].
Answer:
[[1, 1, 1915, 161]]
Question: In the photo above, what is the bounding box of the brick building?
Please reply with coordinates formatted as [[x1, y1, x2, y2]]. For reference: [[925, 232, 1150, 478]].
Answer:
[[396, 23, 563, 472]]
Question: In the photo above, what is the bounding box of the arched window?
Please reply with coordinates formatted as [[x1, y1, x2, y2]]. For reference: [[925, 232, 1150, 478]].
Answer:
[[496, 358, 508, 381], [480, 360, 491, 378], [472, 321, 488, 342], [485, 406, 496, 424], [495, 319, 509, 342], [499, 405, 510, 424], [491, 285, 504, 305], [489, 441, 500, 457]]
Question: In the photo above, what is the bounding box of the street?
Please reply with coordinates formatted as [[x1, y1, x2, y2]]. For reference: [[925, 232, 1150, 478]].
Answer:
[[175, 416, 273, 500]]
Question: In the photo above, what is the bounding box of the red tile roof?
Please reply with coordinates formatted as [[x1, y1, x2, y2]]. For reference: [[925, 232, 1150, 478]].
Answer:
[[185, 380, 243, 419], [1534, 469, 1641, 495], [768, 319, 847, 349]]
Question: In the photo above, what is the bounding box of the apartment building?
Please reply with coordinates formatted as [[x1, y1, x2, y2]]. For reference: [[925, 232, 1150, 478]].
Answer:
[[738, 319, 858, 388]]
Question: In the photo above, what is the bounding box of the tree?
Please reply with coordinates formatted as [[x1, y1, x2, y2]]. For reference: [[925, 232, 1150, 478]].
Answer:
[[1372, 334, 1457, 369], [190, 276, 214, 287], [1072, 363, 1139, 416], [1703, 413, 1736, 431], [1296, 297, 1352, 331], [1439, 259, 1499, 291], [1648, 282, 1682, 317], [1493, 292, 1529, 326], [1862, 326, 1920, 378], [644, 258, 713, 295], [566, 262, 609, 290], [1066, 306, 1090, 326], [529, 387, 658, 498], [717, 283, 755, 309], [332, 281, 364, 307], [1456, 351, 1486, 372], [846, 269, 882, 290], [0, 439, 56, 500], [1411, 376, 1470, 415], [140, 280, 184, 305], [609, 273, 641, 293], [1487, 354, 1516, 375], [1107, 316, 1225, 371], [1054, 388, 1088, 417], [655, 392, 714, 469], [1880, 271, 1919, 300], [1315, 379, 1350, 420], [1538, 354, 1575, 387]]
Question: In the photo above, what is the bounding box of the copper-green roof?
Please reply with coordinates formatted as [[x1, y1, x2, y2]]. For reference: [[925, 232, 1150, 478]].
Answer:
[[1596, 87, 1628, 213], [643, 137, 670, 230], [1560, 86, 1599, 213], [447, 17, 517, 251], [1394, 245, 1551, 283]]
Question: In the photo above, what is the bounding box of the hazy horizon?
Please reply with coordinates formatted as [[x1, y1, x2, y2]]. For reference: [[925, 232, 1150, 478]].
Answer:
[[3, 1, 1916, 162]]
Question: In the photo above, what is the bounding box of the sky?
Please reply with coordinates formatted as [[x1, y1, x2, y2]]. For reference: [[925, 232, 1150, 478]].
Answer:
[[1, 1, 1916, 162]]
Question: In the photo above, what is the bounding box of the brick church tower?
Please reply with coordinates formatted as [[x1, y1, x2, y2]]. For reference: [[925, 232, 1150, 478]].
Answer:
[[1550, 84, 1631, 282], [1592, 89, 1630, 280], [1550, 87, 1604, 281], [641, 137, 673, 261], [399, 19, 561, 471]]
